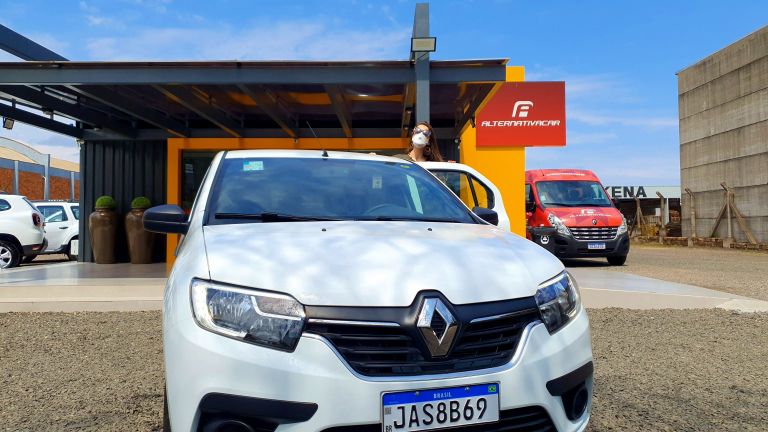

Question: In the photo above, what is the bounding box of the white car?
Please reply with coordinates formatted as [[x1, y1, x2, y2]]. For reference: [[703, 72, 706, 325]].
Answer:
[[421, 162, 510, 231], [33, 201, 79, 261], [145, 150, 593, 432], [0, 194, 46, 269]]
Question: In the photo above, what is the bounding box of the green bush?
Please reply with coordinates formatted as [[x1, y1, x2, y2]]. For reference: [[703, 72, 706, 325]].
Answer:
[[131, 196, 152, 209], [95, 195, 116, 210]]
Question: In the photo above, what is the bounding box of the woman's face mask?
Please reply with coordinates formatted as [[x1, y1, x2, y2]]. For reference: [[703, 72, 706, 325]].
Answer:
[[411, 131, 429, 148]]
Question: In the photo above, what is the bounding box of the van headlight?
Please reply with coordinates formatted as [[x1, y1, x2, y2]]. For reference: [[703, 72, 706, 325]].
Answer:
[[191, 279, 305, 351], [534, 272, 580, 333], [617, 215, 628, 235], [547, 213, 571, 236]]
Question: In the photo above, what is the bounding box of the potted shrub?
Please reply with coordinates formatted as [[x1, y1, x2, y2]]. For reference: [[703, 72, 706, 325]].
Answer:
[[89, 195, 117, 264], [125, 196, 155, 264]]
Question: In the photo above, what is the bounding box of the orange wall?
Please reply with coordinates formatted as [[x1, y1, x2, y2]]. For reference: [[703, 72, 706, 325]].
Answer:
[[460, 66, 527, 236]]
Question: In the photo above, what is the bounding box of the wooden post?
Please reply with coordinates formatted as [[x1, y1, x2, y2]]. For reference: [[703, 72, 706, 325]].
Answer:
[[720, 182, 758, 245], [656, 191, 666, 244], [632, 196, 645, 238]]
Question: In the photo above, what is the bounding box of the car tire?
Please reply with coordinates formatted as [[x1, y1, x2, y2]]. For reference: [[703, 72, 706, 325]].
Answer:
[[607, 255, 627, 266], [163, 388, 171, 431], [0, 240, 21, 269], [67, 241, 77, 261]]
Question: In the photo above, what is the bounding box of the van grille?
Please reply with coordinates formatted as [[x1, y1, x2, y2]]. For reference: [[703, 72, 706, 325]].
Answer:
[[570, 226, 618, 241]]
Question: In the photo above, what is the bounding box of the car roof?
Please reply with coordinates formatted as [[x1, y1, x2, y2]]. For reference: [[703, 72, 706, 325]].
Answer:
[[222, 149, 412, 164]]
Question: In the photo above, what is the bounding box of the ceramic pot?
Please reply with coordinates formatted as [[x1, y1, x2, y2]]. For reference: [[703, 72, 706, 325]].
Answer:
[[125, 208, 155, 264], [89, 208, 117, 264]]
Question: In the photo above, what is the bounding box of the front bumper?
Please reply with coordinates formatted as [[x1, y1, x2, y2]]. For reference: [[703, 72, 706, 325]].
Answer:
[[549, 232, 629, 259], [164, 298, 593, 431]]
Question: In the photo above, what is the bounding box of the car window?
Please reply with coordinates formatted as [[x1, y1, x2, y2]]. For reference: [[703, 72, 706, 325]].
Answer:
[[525, 184, 533, 204], [470, 177, 494, 209], [38, 205, 68, 222], [71, 206, 80, 220], [208, 157, 476, 225], [536, 181, 613, 208], [0, 199, 9, 211], [430, 171, 476, 209]]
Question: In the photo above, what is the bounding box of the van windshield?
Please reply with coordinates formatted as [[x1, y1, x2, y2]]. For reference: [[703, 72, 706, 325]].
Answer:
[[536, 181, 613, 208], [207, 157, 477, 225]]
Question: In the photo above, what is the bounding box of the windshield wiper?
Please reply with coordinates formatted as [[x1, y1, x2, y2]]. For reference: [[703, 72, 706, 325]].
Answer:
[[544, 202, 576, 207], [215, 212, 341, 222], [364, 216, 465, 223]]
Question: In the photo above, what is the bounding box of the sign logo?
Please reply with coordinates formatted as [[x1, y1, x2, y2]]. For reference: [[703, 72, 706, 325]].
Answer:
[[592, 219, 598, 225], [417, 298, 458, 357], [512, 101, 533, 118], [476, 82, 566, 147]]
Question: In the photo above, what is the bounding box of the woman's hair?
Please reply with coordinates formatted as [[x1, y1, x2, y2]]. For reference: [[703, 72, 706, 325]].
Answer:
[[406, 121, 444, 162]]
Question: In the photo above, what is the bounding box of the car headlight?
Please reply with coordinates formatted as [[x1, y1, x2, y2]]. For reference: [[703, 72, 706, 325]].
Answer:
[[191, 279, 305, 351], [617, 215, 628, 235], [534, 272, 580, 333], [547, 213, 571, 236]]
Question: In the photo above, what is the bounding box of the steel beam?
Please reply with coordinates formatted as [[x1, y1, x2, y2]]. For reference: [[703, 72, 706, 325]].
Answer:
[[0, 24, 68, 61], [237, 84, 297, 138], [67, 85, 188, 137], [0, 85, 136, 138], [412, 3, 431, 124], [155, 85, 243, 138], [83, 127, 454, 141], [324, 85, 353, 138], [0, 102, 82, 138]]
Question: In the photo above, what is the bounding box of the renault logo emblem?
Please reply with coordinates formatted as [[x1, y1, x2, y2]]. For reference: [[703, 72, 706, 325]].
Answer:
[[417, 298, 458, 357], [592, 219, 597, 225]]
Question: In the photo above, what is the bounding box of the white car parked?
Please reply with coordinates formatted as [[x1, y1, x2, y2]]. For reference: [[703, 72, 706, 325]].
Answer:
[[145, 150, 593, 432], [421, 162, 510, 231], [32, 201, 79, 261], [0, 194, 46, 269]]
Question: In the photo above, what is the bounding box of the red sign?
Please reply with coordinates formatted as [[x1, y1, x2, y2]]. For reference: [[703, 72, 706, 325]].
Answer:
[[475, 82, 566, 147]]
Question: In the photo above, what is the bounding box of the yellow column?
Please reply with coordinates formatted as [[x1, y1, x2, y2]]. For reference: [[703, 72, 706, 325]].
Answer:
[[460, 66, 526, 236]]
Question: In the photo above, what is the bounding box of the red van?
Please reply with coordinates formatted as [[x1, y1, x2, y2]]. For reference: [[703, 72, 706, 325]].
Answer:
[[525, 169, 629, 265]]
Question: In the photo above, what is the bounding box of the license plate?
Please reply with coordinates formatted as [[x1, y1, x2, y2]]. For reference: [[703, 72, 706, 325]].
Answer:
[[587, 242, 606, 250], [382, 383, 499, 432]]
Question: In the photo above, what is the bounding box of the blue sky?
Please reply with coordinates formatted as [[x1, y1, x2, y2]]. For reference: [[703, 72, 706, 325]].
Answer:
[[0, 0, 766, 185]]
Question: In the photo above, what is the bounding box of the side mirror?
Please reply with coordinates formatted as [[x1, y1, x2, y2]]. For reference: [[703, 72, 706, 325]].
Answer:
[[473, 207, 499, 226], [525, 201, 536, 213], [143, 205, 189, 234]]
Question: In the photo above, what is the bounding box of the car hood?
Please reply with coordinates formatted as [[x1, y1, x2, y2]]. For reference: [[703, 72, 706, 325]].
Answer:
[[203, 221, 562, 307], [548, 207, 623, 227]]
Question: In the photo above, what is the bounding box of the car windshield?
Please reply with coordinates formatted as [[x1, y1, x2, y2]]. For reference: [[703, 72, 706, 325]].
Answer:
[[536, 181, 613, 208], [207, 156, 477, 224]]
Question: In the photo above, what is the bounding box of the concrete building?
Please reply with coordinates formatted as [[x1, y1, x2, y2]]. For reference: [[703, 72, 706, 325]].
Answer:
[[0, 136, 80, 200], [677, 25, 768, 244]]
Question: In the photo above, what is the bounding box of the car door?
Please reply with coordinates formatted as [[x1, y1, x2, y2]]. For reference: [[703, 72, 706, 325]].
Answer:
[[36, 204, 70, 252]]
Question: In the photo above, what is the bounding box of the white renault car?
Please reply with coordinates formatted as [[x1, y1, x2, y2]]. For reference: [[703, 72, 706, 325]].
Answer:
[[146, 150, 593, 432], [0, 194, 46, 269], [33, 201, 79, 261]]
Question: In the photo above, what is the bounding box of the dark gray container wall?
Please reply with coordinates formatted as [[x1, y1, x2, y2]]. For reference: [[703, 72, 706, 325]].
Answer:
[[79, 140, 167, 263]]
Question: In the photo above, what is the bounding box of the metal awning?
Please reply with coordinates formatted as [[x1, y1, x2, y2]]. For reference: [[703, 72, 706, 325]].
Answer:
[[0, 59, 505, 141]]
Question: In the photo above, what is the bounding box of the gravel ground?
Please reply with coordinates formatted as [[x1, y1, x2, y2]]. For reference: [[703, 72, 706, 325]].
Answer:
[[1, 310, 766, 431], [566, 244, 768, 301]]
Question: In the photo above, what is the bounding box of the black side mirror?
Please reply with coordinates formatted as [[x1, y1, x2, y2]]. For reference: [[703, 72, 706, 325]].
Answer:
[[473, 207, 499, 226], [143, 205, 189, 234], [525, 201, 536, 213]]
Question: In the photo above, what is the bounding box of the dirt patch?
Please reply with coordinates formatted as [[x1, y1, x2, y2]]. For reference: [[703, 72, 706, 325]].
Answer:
[[1, 309, 766, 431]]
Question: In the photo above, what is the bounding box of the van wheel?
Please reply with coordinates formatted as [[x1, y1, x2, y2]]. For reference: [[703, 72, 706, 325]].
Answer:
[[607, 255, 627, 266], [0, 240, 21, 269], [163, 388, 171, 431]]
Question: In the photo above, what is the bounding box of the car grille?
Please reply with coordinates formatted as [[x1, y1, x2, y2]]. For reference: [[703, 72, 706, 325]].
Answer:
[[304, 308, 539, 377], [570, 226, 618, 240], [321, 406, 556, 431]]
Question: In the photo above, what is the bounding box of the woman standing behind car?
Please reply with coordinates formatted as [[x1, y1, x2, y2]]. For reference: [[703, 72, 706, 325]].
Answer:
[[395, 122, 444, 162]]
